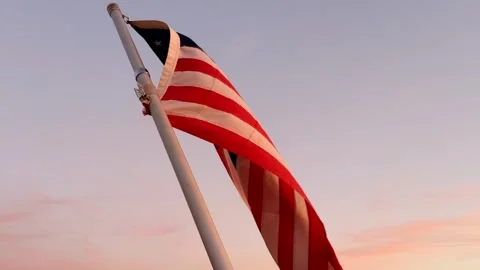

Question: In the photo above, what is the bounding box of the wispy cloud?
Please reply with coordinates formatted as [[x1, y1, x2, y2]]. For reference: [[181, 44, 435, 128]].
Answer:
[[0, 232, 110, 270], [340, 213, 480, 257], [0, 232, 51, 242], [32, 194, 74, 206], [369, 185, 480, 212], [432, 186, 480, 201], [0, 194, 74, 224], [0, 211, 33, 224], [0, 245, 106, 270], [130, 224, 181, 237]]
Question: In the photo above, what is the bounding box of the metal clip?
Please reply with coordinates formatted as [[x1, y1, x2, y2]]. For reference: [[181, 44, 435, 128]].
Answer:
[[122, 14, 130, 23], [134, 84, 150, 105]]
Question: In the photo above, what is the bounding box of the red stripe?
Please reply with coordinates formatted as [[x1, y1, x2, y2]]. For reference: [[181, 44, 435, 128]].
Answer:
[[167, 115, 343, 269], [247, 162, 264, 227], [175, 58, 240, 95], [162, 86, 273, 144], [307, 202, 326, 269], [277, 181, 295, 270], [328, 241, 343, 269], [307, 202, 342, 270], [138, 26, 344, 270], [166, 115, 306, 199]]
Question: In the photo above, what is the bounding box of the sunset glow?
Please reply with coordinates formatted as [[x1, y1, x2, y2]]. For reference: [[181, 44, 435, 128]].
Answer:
[[1, 0, 479, 269]]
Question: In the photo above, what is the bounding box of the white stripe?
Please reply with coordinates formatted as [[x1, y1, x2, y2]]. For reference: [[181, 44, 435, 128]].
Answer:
[[170, 71, 254, 115], [293, 190, 310, 270], [162, 100, 289, 171], [179, 47, 226, 77], [260, 171, 280, 263], [222, 149, 249, 205], [328, 262, 334, 270], [157, 28, 180, 98]]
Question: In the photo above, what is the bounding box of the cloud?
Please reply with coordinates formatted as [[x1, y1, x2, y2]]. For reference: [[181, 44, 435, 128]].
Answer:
[[0, 245, 105, 270], [0, 194, 74, 225], [130, 225, 180, 237], [433, 186, 480, 201], [0, 238, 154, 270], [0, 232, 50, 242], [340, 213, 480, 257], [0, 211, 33, 224], [369, 185, 480, 212], [32, 194, 74, 206], [0, 232, 109, 270]]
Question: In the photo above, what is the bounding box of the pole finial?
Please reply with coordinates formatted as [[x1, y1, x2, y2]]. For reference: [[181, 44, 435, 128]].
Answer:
[[107, 3, 120, 16]]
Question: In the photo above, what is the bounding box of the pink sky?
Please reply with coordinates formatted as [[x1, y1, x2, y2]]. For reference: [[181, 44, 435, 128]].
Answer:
[[1, 0, 480, 269], [0, 190, 478, 269]]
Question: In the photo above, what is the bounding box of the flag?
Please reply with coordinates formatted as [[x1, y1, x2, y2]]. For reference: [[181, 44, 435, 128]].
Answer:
[[129, 20, 343, 270]]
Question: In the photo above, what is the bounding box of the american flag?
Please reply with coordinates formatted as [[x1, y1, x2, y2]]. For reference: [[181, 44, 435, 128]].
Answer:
[[130, 20, 343, 270]]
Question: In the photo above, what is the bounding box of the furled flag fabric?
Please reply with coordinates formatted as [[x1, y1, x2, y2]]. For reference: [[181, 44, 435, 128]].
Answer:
[[129, 20, 343, 270]]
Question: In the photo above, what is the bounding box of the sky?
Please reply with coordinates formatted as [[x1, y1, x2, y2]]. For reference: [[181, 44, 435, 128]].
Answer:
[[0, 0, 479, 269]]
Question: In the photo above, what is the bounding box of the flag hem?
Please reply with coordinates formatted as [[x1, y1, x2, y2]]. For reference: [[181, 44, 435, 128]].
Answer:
[[156, 23, 180, 100]]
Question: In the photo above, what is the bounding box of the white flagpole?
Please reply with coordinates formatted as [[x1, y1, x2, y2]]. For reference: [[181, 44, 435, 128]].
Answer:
[[106, 3, 233, 269]]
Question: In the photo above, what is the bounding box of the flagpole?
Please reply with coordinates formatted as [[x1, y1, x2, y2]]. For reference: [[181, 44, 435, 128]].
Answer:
[[106, 3, 233, 269]]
